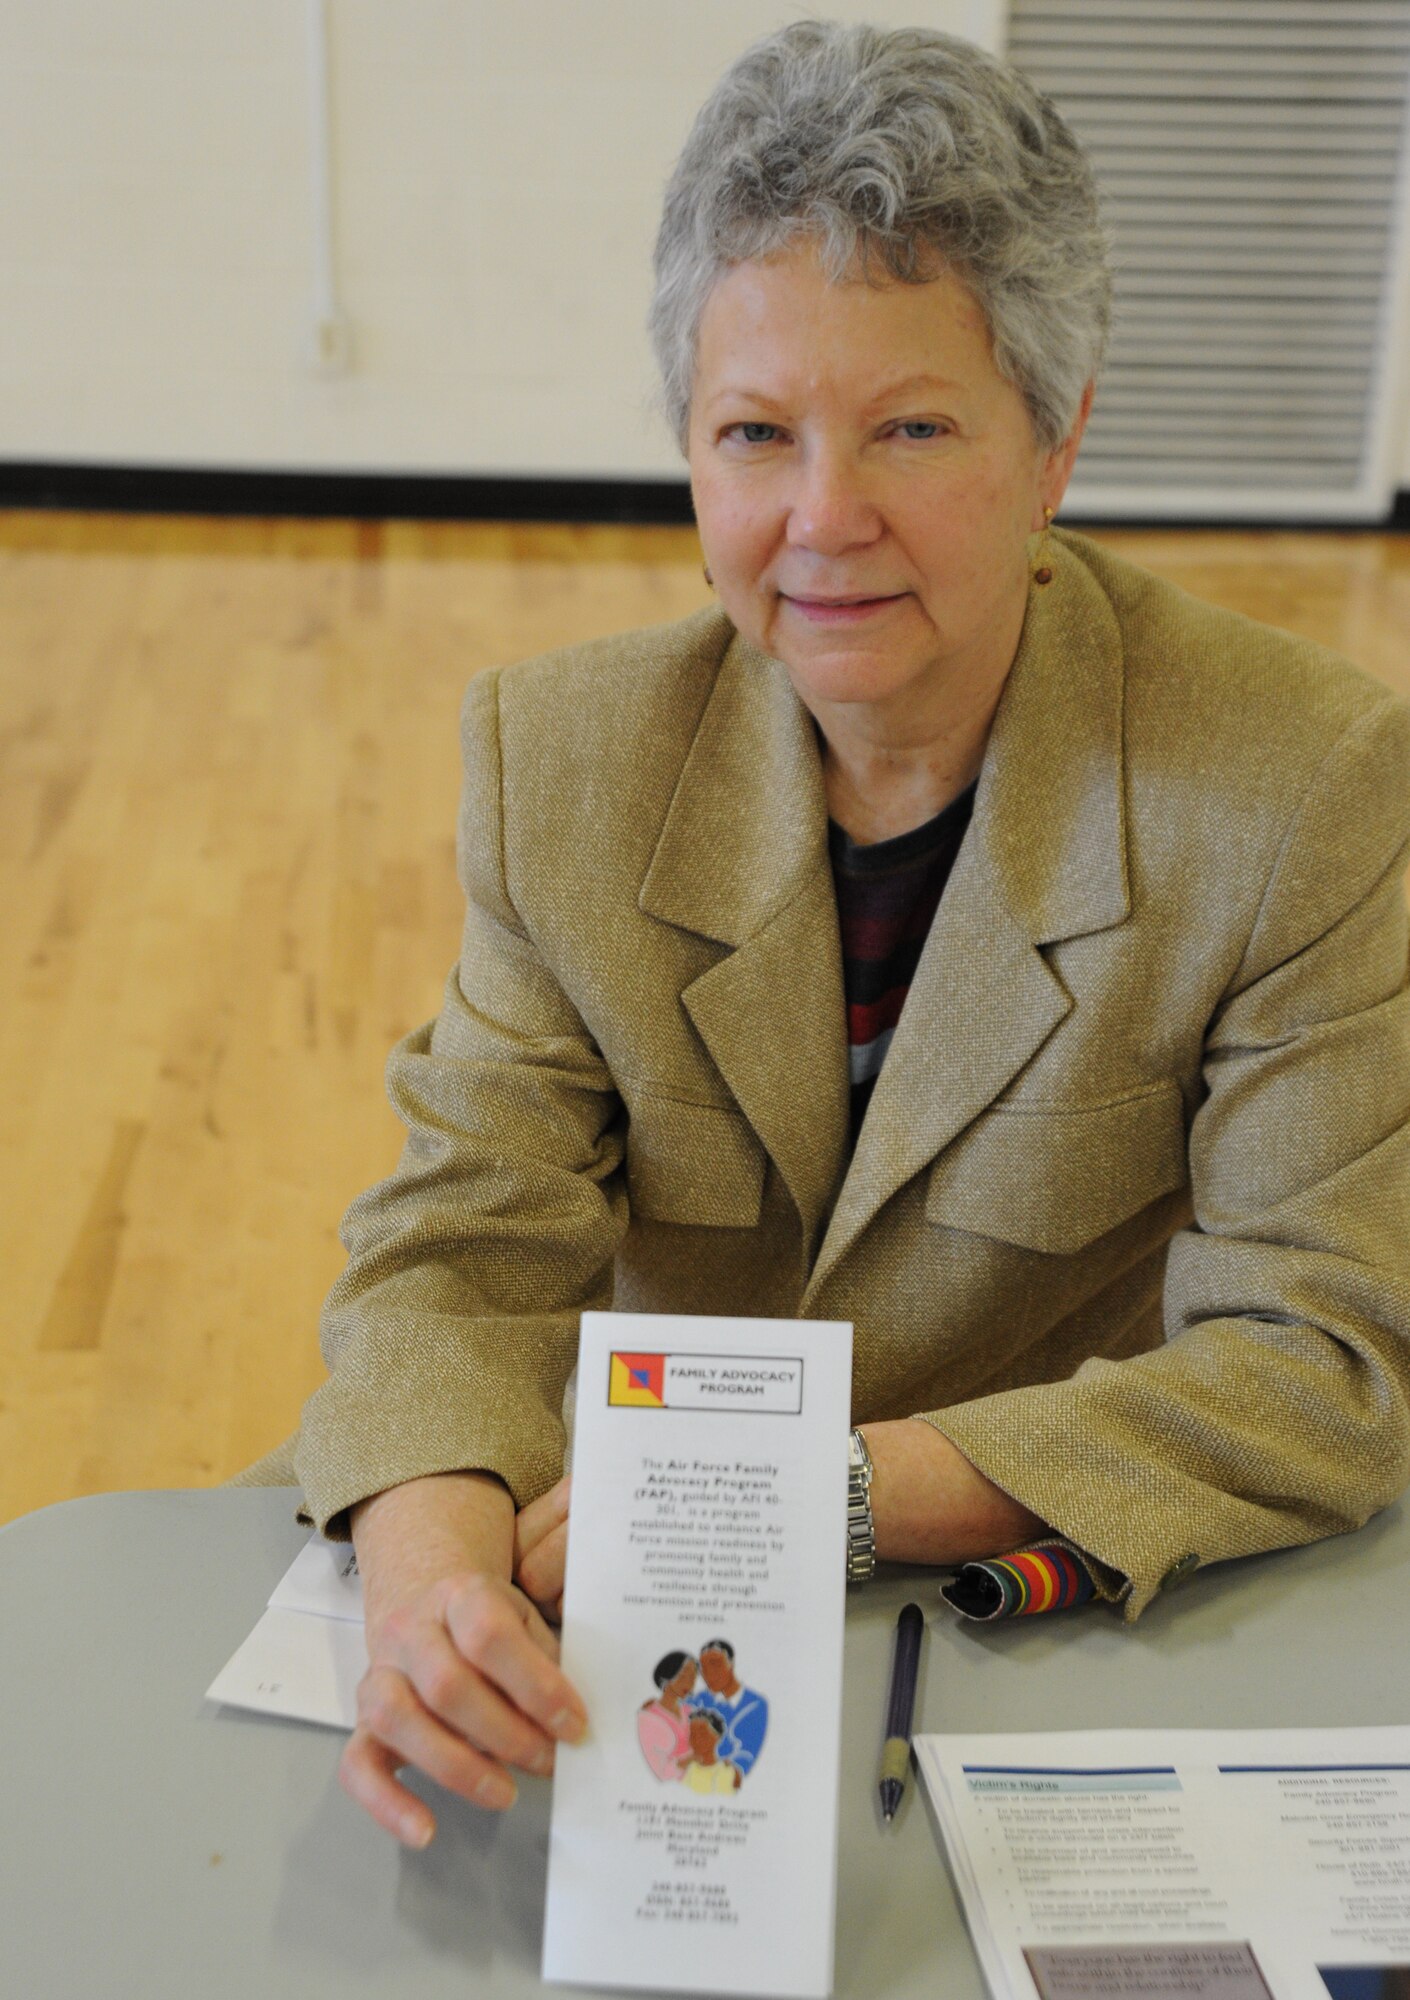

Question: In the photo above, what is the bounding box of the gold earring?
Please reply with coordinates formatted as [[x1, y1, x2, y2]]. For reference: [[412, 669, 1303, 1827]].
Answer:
[[703, 564, 714, 588], [1033, 507, 1055, 587]]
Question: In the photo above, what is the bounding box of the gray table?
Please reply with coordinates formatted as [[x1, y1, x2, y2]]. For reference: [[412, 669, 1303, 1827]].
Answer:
[[2, 1489, 1407, 1999]]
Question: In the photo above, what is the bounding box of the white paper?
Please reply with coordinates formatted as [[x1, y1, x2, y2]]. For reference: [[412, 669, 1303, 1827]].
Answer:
[[543, 1310, 853, 2000], [206, 1535, 366, 1728], [916, 1726, 1410, 2000], [267, 1534, 363, 1622], [205, 1603, 365, 1729]]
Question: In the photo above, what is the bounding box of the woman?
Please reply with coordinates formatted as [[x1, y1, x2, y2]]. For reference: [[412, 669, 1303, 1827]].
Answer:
[[637, 1651, 699, 1783], [251, 23, 1410, 1847]]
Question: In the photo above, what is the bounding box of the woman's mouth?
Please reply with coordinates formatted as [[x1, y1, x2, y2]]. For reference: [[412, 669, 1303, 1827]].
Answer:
[[783, 593, 904, 624]]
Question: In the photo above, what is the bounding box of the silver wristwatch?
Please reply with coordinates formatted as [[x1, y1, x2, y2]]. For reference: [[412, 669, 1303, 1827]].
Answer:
[[846, 1428, 877, 1583]]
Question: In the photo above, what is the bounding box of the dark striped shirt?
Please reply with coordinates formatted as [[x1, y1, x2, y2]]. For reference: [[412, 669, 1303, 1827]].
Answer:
[[828, 780, 977, 1145]]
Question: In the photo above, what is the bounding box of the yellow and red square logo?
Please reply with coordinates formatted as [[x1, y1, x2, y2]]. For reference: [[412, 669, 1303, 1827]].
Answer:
[[608, 1352, 666, 1407]]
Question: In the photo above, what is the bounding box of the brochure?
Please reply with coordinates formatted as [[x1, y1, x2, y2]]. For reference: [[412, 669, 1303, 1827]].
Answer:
[[916, 1725, 1410, 2000], [542, 1309, 853, 1999]]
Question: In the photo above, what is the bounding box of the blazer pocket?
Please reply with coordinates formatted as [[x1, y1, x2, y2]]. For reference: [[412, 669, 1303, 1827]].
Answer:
[[924, 1079, 1189, 1255], [626, 1094, 767, 1229]]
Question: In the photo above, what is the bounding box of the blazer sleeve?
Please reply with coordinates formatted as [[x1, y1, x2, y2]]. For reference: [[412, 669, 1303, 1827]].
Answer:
[[923, 693, 1410, 1620], [293, 668, 629, 1538]]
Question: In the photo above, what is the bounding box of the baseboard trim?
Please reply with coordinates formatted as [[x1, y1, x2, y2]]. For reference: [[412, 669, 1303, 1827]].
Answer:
[[0, 461, 1407, 531], [0, 462, 699, 524]]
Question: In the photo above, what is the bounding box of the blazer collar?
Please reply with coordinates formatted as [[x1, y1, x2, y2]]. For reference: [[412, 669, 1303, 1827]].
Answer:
[[639, 629, 825, 947], [979, 531, 1129, 946], [637, 535, 1130, 1279], [639, 629, 849, 1263]]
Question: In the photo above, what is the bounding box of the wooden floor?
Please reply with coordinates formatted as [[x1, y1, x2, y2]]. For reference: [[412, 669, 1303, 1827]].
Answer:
[[2, 513, 1407, 1527]]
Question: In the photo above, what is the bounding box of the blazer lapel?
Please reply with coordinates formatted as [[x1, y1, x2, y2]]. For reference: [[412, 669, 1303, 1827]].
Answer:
[[639, 632, 850, 1260], [805, 542, 1132, 1298]]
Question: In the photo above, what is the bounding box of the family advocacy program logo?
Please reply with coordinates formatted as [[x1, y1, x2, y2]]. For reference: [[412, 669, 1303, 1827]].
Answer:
[[608, 1351, 805, 1415]]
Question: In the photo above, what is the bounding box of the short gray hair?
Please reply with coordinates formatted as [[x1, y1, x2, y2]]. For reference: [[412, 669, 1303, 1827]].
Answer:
[[649, 20, 1112, 455]]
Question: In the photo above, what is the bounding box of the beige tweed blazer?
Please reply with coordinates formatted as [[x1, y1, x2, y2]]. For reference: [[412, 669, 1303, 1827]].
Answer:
[[255, 528, 1410, 1621]]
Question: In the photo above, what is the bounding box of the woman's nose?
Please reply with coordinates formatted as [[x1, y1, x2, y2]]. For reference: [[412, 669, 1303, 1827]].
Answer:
[[784, 450, 882, 557]]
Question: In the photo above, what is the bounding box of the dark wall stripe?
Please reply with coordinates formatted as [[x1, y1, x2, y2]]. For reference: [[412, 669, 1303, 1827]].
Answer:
[[0, 462, 699, 525], [0, 461, 1405, 530]]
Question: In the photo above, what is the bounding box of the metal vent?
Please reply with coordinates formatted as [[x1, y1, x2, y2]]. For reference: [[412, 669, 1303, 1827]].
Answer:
[[1005, 0, 1410, 519]]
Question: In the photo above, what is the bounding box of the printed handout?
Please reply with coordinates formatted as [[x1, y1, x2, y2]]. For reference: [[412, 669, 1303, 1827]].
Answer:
[[916, 1726, 1410, 2000], [543, 1310, 853, 1999]]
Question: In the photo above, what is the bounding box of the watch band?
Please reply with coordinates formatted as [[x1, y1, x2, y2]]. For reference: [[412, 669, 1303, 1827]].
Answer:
[[846, 1427, 877, 1584]]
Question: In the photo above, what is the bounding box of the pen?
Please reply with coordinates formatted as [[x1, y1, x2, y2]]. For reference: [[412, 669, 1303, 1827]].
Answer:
[[878, 1600, 924, 1821]]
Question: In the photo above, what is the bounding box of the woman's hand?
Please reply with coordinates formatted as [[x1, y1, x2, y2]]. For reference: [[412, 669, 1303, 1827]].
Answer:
[[339, 1472, 587, 1849], [512, 1472, 571, 1623]]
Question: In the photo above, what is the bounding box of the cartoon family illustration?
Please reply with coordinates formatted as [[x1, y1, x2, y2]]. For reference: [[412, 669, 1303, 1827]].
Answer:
[[637, 1639, 769, 1794]]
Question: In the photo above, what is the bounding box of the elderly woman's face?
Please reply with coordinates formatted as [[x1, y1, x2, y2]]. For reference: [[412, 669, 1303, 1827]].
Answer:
[[687, 238, 1080, 723]]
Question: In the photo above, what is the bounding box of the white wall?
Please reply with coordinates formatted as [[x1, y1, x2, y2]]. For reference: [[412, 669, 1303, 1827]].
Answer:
[[0, 0, 1002, 480], [4, 0, 1405, 491]]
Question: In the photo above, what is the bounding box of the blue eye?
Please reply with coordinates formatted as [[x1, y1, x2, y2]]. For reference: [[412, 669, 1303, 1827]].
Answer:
[[735, 422, 778, 444], [898, 420, 943, 440]]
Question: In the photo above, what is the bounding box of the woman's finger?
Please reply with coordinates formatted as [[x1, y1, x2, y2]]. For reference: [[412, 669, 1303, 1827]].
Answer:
[[340, 1727, 440, 1849], [515, 1520, 569, 1614], [354, 1664, 520, 1812], [400, 1621, 557, 1774], [520, 1585, 566, 1652], [444, 1576, 586, 1741], [513, 1474, 571, 1567]]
